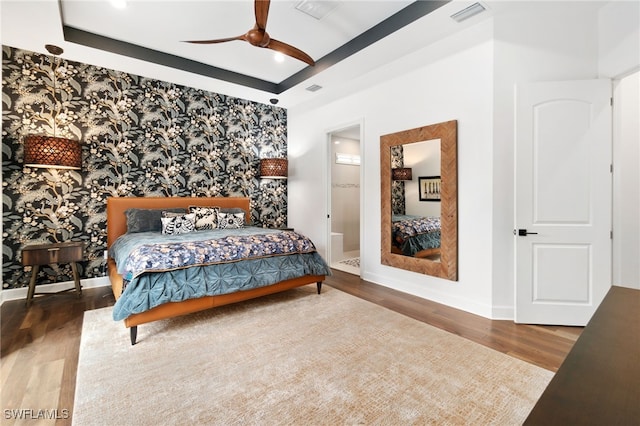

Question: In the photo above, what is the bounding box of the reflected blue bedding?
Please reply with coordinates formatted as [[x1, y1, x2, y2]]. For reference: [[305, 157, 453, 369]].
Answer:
[[392, 215, 441, 256]]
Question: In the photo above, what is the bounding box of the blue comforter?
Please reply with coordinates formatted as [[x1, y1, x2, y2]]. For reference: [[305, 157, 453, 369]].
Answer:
[[110, 227, 331, 321], [392, 215, 441, 256]]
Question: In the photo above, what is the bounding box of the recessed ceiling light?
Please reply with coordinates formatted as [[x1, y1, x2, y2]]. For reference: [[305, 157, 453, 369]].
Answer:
[[110, 0, 127, 9], [274, 52, 285, 63]]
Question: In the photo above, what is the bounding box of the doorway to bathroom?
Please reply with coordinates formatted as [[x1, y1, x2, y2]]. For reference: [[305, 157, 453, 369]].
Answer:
[[328, 123, 362, 276]]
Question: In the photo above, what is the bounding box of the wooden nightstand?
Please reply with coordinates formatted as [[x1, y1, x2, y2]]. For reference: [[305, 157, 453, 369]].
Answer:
[[22, 241, 83, 306]]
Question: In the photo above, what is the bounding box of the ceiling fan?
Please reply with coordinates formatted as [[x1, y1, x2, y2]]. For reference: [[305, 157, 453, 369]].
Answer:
[[185, 0, 315, 66]]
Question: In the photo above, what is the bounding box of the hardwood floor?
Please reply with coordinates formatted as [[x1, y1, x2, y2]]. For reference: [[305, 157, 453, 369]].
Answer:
[[326, 270, 582, 372], [1, 286, 115, 426], [1, 270, 582, 425]]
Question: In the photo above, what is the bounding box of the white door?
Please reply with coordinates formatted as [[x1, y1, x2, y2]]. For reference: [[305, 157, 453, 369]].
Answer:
[[515, 79, 612, 325]]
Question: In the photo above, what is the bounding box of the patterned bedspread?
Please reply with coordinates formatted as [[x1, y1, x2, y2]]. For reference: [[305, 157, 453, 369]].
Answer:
[[392, 215, 441, 256], [110, 227, 330, 321], [392, 215, 440, 241], [111, 227, 319, 281]]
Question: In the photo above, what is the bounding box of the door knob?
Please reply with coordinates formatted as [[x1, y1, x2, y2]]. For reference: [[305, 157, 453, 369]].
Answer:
[[516, 229, 538, 236]]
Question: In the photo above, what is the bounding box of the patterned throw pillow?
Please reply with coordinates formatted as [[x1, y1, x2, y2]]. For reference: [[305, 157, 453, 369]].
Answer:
[[216, 211, 244, 229], [188, 206, 220, 230], [124, 208, 186, 233], [161, 213, 196, 235]]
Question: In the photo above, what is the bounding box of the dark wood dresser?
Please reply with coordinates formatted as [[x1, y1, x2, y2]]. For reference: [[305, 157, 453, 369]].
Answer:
[[524, 285, 640, 425]]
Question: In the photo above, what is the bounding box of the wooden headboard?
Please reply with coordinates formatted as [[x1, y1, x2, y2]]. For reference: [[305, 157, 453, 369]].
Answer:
[[106, 197, 251, 248]]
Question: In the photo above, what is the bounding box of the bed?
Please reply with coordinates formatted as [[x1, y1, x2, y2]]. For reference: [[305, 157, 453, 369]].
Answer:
[[107, 196, 330, 344], [391, 214, 441, 259]]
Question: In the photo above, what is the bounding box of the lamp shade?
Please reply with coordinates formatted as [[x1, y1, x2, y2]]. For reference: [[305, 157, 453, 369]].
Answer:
[[260, 158, 288, 179], [23, 135, 82, 170], [392, 167, 412, 181]]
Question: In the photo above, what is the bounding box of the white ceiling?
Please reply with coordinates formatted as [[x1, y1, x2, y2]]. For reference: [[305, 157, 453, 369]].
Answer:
[[1, 0, 504, 107], [60, 0, 414, 84]]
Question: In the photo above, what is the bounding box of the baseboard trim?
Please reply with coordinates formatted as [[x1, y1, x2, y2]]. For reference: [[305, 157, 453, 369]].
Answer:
[[0, 276, 110, 306], [491, 305, 515, 320], [361, 270, 495, 319]]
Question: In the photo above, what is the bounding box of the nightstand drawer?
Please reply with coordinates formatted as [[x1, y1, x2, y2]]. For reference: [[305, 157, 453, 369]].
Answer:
[[22, 242, 84, 266]]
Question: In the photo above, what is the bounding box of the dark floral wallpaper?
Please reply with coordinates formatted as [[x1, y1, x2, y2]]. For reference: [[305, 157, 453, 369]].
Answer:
[[2, 45, 288, 290], [391, 145, 406, 215]]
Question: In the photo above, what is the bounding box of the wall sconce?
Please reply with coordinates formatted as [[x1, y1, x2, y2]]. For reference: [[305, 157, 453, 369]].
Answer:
[[23, 135, 82, 170], [260, 158, 288, 179], [23, 44, 81, 170], [392, 167, 413, 181]]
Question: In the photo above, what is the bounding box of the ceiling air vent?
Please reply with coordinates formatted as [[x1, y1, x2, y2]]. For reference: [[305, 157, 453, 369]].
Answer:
[[450, 2, 486, 23], [295, 0, 339, 20], [305, 84, 323, 92]]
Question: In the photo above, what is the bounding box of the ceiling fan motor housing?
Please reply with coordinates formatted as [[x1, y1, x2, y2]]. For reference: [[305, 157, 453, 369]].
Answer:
[[247, 28, 270, 47]]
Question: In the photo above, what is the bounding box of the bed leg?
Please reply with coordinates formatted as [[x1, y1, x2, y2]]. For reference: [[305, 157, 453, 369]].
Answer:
[[316, 282, 322, 294], [130, 326, 138, 345]]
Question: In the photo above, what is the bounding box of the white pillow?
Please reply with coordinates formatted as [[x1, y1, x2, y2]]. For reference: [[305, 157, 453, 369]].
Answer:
[[161, 213, 196, 235], [217, 211, 244, 229], [189, 206, 220, 230]]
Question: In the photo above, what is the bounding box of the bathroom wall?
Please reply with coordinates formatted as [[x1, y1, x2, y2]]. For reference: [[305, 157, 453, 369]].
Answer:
[[330, 135, 360, 253]]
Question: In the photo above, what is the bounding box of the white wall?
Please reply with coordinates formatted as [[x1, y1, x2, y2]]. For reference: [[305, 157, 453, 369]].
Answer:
[[613, 72, 640, 289], [490, 0, 640, 310], [491, 1, 602, 318], [331, 136, 360, 253], [290, 1, 640, 319], [289, 20, 497, 317], [598, 1, 640, 79], [599, 1, 640, 290]]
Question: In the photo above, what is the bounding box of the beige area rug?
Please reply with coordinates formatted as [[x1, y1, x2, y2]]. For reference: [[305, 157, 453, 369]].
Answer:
[[73, 286, 552, 425]]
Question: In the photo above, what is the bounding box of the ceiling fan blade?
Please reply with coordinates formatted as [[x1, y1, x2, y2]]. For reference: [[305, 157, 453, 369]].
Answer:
[[268, 39, 315, 66], [183, 0, 314, 67], [255, 0, 270, 31], [185, 35, 246, 44]]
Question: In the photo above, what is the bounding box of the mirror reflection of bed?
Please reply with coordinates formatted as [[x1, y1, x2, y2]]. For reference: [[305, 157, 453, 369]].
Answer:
[[391, 215, 441, 261], [390, 139, 442, 262], [380, 120, 457, 281]]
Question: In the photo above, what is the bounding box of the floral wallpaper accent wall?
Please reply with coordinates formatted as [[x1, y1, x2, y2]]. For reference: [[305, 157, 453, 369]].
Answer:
[[2, 45, 287, 290], [391, 145, 406, 215]]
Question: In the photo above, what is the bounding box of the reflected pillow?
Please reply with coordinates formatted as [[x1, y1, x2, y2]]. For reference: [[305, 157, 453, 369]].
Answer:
[[161, 213, 196, 235], [125, 208, 186, 233]]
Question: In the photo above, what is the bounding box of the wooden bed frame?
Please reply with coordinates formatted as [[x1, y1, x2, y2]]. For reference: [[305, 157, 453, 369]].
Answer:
[[391, 246, 441, 259], [106, 196, 326, 344]]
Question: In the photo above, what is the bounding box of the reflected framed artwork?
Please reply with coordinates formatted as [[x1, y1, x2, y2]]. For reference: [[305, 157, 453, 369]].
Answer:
[[419, 176, 441, 201]]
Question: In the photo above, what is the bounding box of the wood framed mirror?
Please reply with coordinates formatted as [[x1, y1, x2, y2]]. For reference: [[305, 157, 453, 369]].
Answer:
[[380, 120, 458, 281]]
